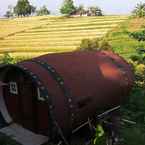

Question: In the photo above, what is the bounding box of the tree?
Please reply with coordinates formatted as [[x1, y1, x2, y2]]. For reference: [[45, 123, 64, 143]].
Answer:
[[60, 0, 76, 16], [4, 5, 13, 18], [132, 3, 145, 17], [5, 11, 13, 18], [88, 6, 103, 16], [14, 0, 36, 17], [76, 5, 86, 16], [37, 6, 50, 16]]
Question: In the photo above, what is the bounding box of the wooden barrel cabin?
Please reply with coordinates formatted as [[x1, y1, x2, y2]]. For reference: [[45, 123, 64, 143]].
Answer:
[[0, 51, 134, 143]]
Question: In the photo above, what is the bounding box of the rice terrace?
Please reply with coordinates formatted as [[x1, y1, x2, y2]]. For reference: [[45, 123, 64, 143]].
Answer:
[[0, 0, 145, 145], [0, 15, 128, 60]]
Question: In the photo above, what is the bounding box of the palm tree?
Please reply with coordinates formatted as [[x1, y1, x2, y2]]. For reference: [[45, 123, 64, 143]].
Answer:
[[133, 3, 145, 17]]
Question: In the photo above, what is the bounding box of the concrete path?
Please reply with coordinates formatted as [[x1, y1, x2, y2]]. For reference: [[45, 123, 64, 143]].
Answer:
[[0, 123, 49, 145], [0, 112, 7, 128]]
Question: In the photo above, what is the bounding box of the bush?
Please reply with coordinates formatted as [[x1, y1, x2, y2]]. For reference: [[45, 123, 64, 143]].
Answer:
[[90, 38, 99, 49], [78, 38, 99, 51], [100, 40, 112, 51], [129, 29, 145, 41], [2, 53, 16, 64], [78, 38, 112, 52]]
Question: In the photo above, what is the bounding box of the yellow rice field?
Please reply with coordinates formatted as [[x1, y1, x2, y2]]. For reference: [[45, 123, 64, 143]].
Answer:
[[0, 15, 128, 59]]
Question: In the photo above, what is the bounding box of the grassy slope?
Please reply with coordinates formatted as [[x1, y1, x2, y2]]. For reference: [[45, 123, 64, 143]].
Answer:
[[105, 17, 145, 145], [0, 16, 145, 145], [105, 17, 145, 58], [0, 15, 128, 60]]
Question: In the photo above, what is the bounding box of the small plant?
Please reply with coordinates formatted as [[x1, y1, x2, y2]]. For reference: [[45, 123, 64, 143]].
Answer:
[[2, 53, 16, 64], [78, 38, 112, 52], [93, 125, 105, 145], [78, 38, 99, 51], [100, 40, 112, 51], [79, 38, 92, 51], [129, 29, 145, 41]]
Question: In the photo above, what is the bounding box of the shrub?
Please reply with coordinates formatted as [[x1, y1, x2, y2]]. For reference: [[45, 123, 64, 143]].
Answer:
[[90, 38, 99, 49], [78, 38, 99, 51], [129, 29, 145, 41], [2, 53, 16, 64], [100, 40, 112, 51], [78, 38, 113, 52], [79, 38, 92, 50]]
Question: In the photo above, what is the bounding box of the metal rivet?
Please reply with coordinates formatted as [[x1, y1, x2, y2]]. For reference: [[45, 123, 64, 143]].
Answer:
[[68, 98, 72, 103], [70, 105, 73, 108], [37, 81, 41, 85], [41, 86, 45, 90], [45, 95, 49, 98], [49, 105, 53, 109], [30, 72, 33, 75], [57, 77, 61, 81], [23, 67, 27, 70], [60, 81, 64, 85], [32, 75, 37, 79], [51, 69, 55, 72]]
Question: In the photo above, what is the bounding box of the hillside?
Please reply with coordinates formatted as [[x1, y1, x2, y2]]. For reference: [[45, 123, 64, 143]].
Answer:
[[105, 17, 145, 58], [0, 15, 128, 60], [0, 16, 145, 145], [105, 17, 145, 145]]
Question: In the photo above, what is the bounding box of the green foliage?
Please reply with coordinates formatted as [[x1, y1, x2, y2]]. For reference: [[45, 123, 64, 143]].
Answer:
[[78, 38, 92, 51], [132, 3, 145, 17], [129, 29, 145, 41], [120, 125, 145, 145], [14, 0, 36, 16], [4, 11, 13, 18], [2, 53, 16, 64], [60, 0, 76, 16], [88, 6, 103, 16], [119, 49, 145, 145], [93, 125, 105, 145], [78, 38, 99, 51], [100, 40, 112, 51], [36, 6, 50, 16], [78, 38, 112, 52]]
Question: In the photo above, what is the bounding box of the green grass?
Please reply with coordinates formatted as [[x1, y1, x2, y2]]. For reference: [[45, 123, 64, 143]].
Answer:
[[103, 17, 145, 145], [105, 17, 145, 58]]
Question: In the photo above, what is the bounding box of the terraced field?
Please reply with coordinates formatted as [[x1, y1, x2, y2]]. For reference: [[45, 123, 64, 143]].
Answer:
[[0, 15, 128, 59]]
